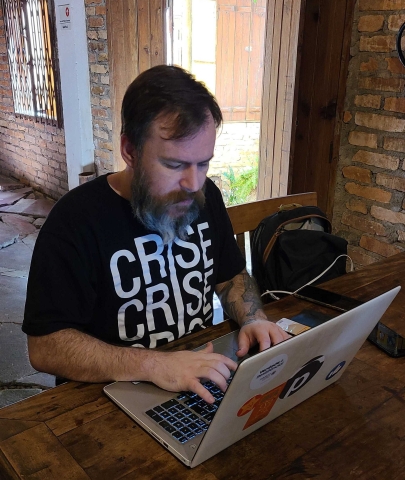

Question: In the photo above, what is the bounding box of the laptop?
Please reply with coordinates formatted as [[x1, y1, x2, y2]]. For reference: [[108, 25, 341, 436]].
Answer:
[[103, 286, 400, 468]]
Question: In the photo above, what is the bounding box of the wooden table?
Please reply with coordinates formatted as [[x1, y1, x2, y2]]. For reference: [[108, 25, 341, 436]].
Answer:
[[1, 253, 405, 479]]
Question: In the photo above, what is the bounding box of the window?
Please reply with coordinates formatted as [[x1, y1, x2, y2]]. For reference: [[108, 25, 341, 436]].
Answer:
[[1, 0, 62, 127]]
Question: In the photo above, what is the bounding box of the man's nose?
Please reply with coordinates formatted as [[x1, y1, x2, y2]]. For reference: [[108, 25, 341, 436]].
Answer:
[[180, 165, 201, 193]]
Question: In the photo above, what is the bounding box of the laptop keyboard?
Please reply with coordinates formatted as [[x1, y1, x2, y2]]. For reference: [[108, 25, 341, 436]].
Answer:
[[145, 379, 228, 444]]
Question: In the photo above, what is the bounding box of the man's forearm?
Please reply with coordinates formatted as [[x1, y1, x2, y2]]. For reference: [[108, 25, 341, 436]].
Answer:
[[27, 329, 161, 383], [215, 270, 268, 327], [27, 328, 239, 403]]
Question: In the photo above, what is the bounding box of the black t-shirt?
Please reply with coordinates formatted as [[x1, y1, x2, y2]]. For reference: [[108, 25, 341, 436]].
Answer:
[[23, 175, 245, 348]]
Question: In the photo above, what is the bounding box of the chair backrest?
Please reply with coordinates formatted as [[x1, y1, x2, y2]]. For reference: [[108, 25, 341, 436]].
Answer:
[[226, 192, 317, 261]]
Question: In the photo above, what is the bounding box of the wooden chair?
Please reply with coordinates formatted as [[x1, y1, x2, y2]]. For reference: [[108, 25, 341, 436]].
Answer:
[[226, 192, 317, 262]]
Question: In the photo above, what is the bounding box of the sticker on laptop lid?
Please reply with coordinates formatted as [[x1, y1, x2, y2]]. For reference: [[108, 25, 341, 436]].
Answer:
[[325, 361, 346, 380], [237, 382, 287, 430], [276, 318, 311, 335], [250, 354, 288, 390]]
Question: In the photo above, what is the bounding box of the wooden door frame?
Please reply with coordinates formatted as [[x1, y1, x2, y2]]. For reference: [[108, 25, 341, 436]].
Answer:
[[288, 0, 355, 218], [257, 0, 306, 200], [106, 0, 165, 172]]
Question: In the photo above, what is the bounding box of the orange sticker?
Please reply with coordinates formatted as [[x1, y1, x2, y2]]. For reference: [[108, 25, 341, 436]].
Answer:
[[237, 382, 287, 430], [237, 394, 262, 417]]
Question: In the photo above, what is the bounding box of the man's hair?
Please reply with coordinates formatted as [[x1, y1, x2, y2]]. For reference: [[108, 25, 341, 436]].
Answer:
[[121, 65, 222, 155]]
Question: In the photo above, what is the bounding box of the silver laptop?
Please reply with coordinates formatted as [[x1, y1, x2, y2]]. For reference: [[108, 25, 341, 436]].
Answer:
[[104, 287, 400, 468]]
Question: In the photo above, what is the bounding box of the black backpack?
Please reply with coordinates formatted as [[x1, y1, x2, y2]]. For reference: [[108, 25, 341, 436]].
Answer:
[[250, 205, 348, 298]]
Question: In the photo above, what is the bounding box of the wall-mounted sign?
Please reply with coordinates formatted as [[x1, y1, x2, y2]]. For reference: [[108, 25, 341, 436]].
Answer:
[[59, 4, 71, 30]]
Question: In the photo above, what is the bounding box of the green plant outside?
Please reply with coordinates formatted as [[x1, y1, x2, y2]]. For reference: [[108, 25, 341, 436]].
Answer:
[[222, 161, 258, 206]]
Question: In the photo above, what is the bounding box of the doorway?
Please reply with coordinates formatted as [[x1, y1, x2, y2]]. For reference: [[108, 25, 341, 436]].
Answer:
[[166, 0, 266, 206]]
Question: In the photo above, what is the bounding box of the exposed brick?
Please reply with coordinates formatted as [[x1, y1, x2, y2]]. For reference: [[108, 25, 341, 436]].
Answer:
[[93, 129, 109, 140], [346, 198, 368, 214], [386, 57, 405, 74], [376, 172, 405, 192], [92, 86, 106, 95], [342, 165, 372, 183], [347, 245, 377, 266], [94, 149, 111, 160], [383, 136, 405, 152], [341, 211, 386, 235], [91, 108, 108, 118], [352, 150, 399, 170], [88, 16, 104, 28], [343, 111, 352, 123], [355, 111, 405, 133], [387, 13, 405, 30], [95, 6, 106, 15], [90, 64, 108, 74], [359, 235, 403, 257], [384, 97, 405, 114], [89, 41, 106, 52], [359, 0, 405, 11], [348, 131, 378, 148], [345, 182, 392, 203], [358, 15, 384, 32], [99, 141, 113, 151], [358, 76, 404, 93], [360, 57, 379, 71], [372, 205, 405, 224], [359, 35, 395, 52]]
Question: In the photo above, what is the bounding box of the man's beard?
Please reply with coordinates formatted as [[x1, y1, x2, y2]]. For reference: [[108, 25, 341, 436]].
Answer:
[[130, 168, 205, 245]]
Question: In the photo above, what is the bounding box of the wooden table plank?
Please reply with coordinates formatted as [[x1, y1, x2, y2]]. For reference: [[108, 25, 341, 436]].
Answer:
[[0, 419, 41, 442], [0, 382, 106, 423], [0, 423, 90, 479], [45, 395, 116, 437], [57, 408, 215, 479]]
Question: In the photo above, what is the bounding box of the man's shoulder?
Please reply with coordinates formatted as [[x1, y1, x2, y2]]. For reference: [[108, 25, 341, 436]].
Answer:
[[43, 174, 125, 230]]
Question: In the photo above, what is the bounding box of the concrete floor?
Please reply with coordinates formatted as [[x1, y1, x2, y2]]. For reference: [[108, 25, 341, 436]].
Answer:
[[0, 175, 56, 408]]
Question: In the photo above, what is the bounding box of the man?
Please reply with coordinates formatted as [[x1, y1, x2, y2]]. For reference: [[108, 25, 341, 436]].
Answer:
[[23, 65, 288, 403]]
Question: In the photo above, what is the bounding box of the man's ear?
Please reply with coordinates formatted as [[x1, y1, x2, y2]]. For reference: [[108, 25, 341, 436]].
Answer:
[[120, 134, 137, 168]]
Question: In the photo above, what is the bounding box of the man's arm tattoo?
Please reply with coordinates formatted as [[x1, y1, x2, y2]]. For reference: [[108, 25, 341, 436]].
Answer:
[[218, 271, 264, 325]]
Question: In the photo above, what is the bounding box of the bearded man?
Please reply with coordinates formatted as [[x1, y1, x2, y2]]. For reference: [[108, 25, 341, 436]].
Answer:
[[23, 65, 288, 403]]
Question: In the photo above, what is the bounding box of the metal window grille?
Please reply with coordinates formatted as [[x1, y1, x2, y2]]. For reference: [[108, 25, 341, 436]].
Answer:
[[1, 0, 63, 127]]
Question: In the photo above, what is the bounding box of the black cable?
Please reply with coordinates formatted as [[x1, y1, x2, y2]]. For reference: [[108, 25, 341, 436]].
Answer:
[[396, 22, 405, 68]]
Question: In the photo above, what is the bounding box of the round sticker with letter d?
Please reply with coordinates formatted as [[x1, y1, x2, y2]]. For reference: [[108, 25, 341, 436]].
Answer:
[[279, 355, 325, 399]]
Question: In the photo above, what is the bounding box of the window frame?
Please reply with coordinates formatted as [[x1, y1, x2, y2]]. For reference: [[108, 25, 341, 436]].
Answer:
[[1, 0, 63, 127]]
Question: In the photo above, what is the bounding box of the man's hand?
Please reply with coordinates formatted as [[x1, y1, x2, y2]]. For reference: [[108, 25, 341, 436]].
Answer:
[[149, 342, 238, 403], [215, 270, 291, 357], [237, 319, 290, 358]]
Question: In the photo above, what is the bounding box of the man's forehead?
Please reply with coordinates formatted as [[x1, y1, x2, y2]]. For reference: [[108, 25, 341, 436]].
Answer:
[[152, 112, 214, 141]]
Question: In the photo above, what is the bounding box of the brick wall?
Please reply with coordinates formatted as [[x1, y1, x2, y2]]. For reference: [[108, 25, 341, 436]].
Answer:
[[85, 0, 113, 176], [0, 7, 68, 200], [333, 0, 405, 268]]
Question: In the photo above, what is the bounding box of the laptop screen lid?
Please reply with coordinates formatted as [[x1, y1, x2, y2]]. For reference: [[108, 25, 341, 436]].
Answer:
[[104, 286, 399, 468]]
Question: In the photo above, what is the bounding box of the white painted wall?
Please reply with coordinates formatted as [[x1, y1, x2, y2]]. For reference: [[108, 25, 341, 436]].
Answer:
[[54, 1, 94, 190]]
